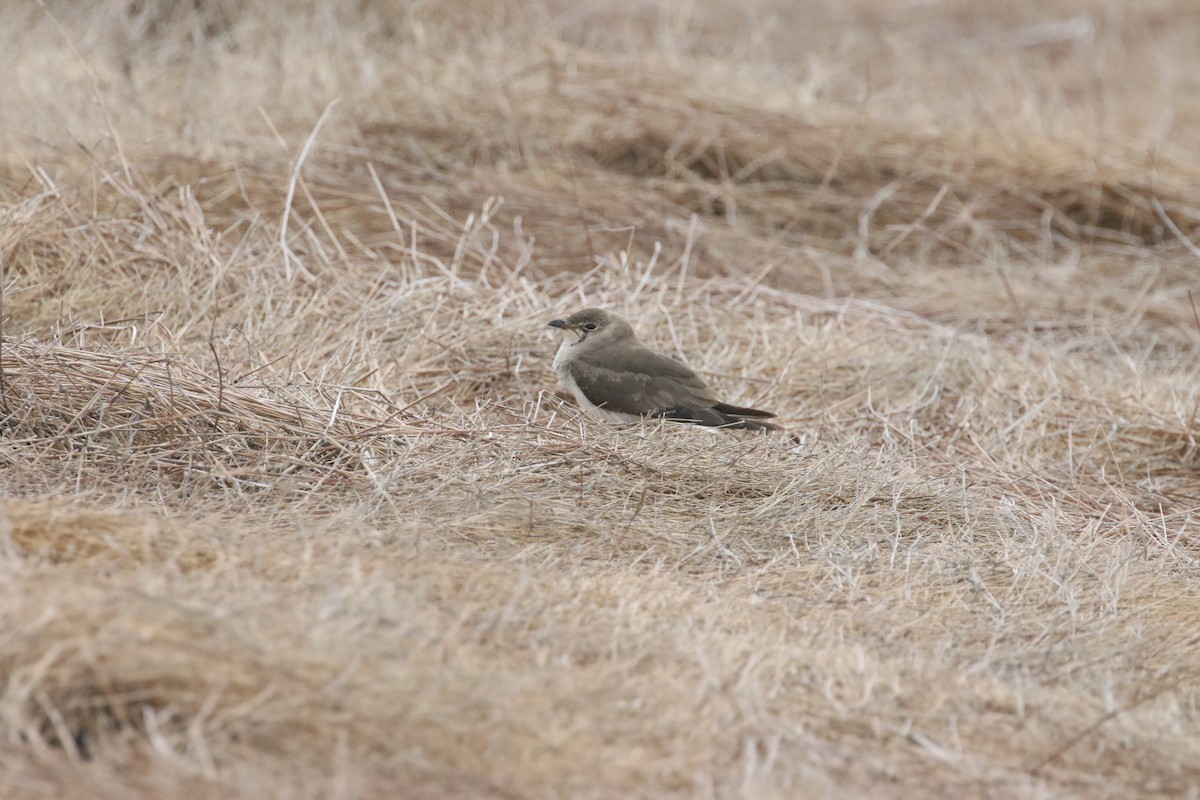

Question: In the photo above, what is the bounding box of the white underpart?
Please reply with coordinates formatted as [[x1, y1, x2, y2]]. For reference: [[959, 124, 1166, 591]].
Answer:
[[553, 337, 642, 423]]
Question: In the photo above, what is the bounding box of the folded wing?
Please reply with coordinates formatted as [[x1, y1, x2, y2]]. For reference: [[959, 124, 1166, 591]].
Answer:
[[568, 346, 777, 429]]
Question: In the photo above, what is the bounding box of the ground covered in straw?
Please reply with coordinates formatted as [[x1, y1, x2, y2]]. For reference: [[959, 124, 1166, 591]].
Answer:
[[2, 1, 1199, 798]]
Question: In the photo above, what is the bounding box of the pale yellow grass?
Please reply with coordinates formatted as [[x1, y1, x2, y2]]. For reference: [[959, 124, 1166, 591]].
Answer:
[[2, 1, 1200, 798]]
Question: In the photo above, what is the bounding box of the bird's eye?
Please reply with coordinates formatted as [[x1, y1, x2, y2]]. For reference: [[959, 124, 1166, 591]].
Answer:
[[583, 323, 598, 331]]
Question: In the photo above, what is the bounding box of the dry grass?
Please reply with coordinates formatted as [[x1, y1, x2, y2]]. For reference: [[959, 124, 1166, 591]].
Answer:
[[2, 1, 1200, 797]]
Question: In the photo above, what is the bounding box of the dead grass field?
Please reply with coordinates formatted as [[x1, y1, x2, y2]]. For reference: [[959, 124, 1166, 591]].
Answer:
[[2, 0, 1200, 797]]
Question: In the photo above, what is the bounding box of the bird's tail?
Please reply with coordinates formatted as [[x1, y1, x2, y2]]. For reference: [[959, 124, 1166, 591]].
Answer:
[[654, 406, 781, 432], [712, 402, 776, 419]]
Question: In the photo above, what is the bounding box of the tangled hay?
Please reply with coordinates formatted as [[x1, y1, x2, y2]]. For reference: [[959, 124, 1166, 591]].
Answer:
[[2, 1, 1200, 798]]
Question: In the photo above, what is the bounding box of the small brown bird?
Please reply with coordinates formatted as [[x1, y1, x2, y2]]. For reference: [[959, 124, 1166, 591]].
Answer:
[[548, 308, 779, 431]]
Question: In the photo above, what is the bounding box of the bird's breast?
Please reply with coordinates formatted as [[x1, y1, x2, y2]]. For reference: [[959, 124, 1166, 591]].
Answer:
[[552, 339, 574, 375], [552, 343, 641, 423]]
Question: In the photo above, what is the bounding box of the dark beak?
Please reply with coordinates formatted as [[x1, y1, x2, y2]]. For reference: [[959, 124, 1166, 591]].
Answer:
[[547, 319, 568, 329]]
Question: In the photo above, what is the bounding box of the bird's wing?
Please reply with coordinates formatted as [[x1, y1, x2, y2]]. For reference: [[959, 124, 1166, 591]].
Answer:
[[567, 345, 719, 416]]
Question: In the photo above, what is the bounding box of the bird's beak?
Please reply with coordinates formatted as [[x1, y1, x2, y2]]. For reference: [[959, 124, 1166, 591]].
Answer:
[[547, 319, 568, 330]]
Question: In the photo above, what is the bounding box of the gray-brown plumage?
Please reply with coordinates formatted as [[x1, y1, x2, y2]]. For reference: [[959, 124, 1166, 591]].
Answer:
[[548, 308, 779, 431]]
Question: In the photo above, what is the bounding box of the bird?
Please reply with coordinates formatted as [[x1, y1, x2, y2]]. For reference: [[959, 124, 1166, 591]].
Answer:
[[547, 308, 779, 431]]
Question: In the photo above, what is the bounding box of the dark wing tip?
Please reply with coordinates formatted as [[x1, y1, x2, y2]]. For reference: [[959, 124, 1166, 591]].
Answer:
[[712, 402, 776, 419], [653, 405, 780, 431]]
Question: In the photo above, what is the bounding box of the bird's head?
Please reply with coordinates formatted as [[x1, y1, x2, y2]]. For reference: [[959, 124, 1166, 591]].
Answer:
[[547, 308, 636, 347]]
